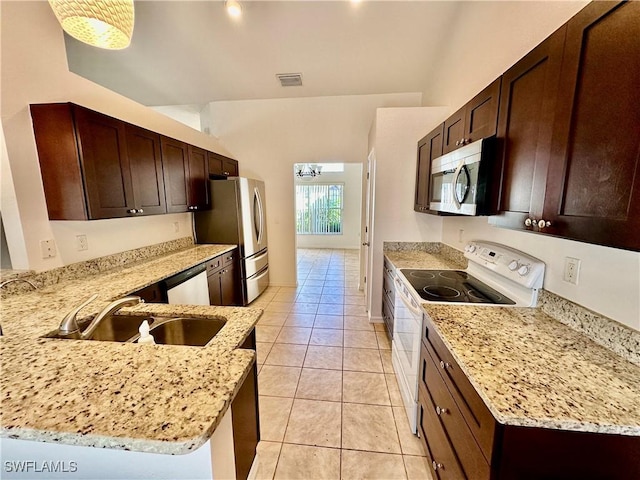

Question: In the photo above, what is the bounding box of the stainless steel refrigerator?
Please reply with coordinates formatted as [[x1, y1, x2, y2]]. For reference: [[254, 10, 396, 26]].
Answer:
[[194, 178, 269, 305]]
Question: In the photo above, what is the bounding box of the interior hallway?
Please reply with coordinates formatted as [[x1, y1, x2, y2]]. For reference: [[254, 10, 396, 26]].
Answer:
[[248, 249, 433, 479]]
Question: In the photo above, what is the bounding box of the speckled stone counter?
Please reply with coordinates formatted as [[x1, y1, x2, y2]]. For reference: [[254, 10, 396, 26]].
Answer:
[[384, 248, 640, 437], [0, 243, 262, 454]]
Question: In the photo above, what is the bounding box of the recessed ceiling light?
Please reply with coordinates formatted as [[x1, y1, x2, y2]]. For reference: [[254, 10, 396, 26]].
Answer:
[[226, 0, 242, 18]]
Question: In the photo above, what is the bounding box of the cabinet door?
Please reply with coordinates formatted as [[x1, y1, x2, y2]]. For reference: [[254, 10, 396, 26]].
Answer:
[[31, 103, 87, 220], [208, 272, 222, 305], [415, 124, 444, 212], [491, 27, 566, 230], [464, 77, 501, 144], [209, 151, 239, 178], [74, 106, 134, 219], [545, 1, 640, 251], [125, 124, 167, 215], [222, 158, 239, 177], [220, 263, 238, 306], [161, 137, 189, 213], [442, 106, 466, 155], [187, 145, 209, 210], [208, 151, 224, 176]]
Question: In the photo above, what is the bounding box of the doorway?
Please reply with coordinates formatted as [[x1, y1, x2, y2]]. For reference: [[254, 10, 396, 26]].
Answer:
[[293, 162, 364, 287]]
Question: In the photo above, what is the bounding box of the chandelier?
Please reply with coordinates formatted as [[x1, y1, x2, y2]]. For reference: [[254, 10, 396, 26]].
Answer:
[[295, 164, 322, 178]]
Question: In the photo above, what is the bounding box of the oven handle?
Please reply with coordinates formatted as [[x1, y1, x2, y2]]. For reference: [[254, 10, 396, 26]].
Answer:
[[395, 278, 423, 316]]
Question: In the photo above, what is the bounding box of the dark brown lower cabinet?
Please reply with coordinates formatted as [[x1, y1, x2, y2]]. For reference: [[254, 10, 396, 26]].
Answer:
[[419, 314, 640, 480], [232, 328, 260, 480], [207, 249, 240, 306]]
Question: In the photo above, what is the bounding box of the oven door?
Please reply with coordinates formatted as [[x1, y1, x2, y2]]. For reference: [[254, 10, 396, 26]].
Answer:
[[391, 277, 423, 433]]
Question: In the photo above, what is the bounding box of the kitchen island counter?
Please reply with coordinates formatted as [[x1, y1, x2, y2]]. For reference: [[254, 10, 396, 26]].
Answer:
[[384, 248, 640, 437], [1, 243, 262, 455]]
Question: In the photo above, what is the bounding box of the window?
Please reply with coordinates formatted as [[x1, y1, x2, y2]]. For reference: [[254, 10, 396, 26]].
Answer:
[[296, 184, 343, 234]]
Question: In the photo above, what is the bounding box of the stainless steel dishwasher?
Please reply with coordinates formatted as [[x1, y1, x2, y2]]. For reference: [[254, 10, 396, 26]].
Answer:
[[163, 263, 210, 305]]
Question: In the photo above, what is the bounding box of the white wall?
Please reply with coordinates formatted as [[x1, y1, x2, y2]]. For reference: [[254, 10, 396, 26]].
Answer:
[[203, 93, 423, 287], [0, 1, 231, 271], [295, 164, 363, 249], [367, 107, 449, 320], [150, 105, 203, 132], [421, 0, 640, 331], [423, 1, 590, 108]]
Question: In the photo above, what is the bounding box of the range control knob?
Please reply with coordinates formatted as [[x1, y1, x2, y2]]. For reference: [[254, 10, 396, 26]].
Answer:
[[508, 260, 519, 271], [518, 265, 530, 276], [465, 244, 476, 253]]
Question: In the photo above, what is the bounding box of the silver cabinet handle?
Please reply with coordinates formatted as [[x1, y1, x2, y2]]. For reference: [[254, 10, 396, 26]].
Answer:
[[223, 171, 230, 176], [432, 461, 443, 471], [127, 209, 137, 214], [436, 406, 448, 416], [525, 217, 534, 227], [439, 360, 451, 370], [138, 208, 144, 214], [538, 219, 551, 229], [362, 242, 370, 246]]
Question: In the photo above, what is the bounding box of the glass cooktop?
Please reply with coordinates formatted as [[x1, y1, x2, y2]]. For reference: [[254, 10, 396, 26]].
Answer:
[[400, 269, 515, 305]]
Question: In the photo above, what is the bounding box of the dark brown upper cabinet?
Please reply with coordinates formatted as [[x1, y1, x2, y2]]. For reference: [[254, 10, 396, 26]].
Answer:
[[31, 103, 164, 220], [442, 78, 501, 154], [543, 1, 640, 251], [415, 124, 444, 213], [125, 124, 167, 216], [187, 145, 209, 211], [489, 1, 640, 251], [208, 151, 239, 178], [490, 26, 567, 231], [161, 136, 190, 213]]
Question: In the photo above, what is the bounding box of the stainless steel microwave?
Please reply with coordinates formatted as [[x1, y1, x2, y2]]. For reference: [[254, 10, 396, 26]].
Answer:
[[429, 137, 498, 215]]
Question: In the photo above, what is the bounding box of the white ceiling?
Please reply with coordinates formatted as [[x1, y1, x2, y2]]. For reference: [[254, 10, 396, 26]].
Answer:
[[65, 1, 463, 106]]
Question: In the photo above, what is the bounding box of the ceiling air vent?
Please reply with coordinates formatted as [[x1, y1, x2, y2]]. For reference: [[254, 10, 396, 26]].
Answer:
[[277, 73, 303, 87]]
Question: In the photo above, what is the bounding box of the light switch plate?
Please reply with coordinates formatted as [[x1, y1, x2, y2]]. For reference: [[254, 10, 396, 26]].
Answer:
[[40, 239, 56, 259]]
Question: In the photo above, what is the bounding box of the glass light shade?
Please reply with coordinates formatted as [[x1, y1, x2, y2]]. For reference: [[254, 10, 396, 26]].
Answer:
[[48, 0, 134, 50]]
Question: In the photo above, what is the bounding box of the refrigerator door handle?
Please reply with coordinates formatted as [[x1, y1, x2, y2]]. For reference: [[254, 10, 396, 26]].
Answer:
[[254, 186, 265, 247]]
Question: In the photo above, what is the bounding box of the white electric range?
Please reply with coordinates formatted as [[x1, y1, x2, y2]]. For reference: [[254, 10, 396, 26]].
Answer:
[[391, 241, 546, 433]]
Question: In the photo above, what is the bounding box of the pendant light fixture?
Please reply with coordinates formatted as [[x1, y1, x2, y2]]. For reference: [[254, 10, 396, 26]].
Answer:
[[48, 0, 135, 50]]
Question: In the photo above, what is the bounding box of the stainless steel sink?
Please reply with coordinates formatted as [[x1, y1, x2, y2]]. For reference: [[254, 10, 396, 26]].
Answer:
[[148, 318, 226, 347], [45, 315, 226, 346], [45, 314, 149, 342]]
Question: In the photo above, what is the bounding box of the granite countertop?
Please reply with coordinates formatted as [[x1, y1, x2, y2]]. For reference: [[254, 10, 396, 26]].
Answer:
[[384, 249, 640, 437], [0, 244, 263, 454]]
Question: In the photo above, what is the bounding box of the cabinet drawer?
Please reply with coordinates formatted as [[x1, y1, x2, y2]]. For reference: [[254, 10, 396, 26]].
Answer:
[[417, 385, 465, 480], [381, 294, 394, 338], [423, 314, 496, 461], [421, 343, 491, 479], [382, 274, 395, 309], [206, 255, 223, 274], [223, 249, 237, 266]]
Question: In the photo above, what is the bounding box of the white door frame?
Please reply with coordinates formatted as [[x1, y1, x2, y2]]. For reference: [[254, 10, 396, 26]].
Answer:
[[361, 150, 375, 311]]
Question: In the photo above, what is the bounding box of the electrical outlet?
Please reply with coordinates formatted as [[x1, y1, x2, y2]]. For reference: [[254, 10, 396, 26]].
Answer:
[[563, 257, 581, 284], [173, 222, 180, 233], [40, 239, 56, 259], [76, 234, 88, 251]]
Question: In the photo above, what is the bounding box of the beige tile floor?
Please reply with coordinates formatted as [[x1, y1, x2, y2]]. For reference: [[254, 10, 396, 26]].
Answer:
[[249, 249, 433, 480]]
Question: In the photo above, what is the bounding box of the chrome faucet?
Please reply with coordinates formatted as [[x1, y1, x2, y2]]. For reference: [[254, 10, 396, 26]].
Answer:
[[58, 295, 143, 339]]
